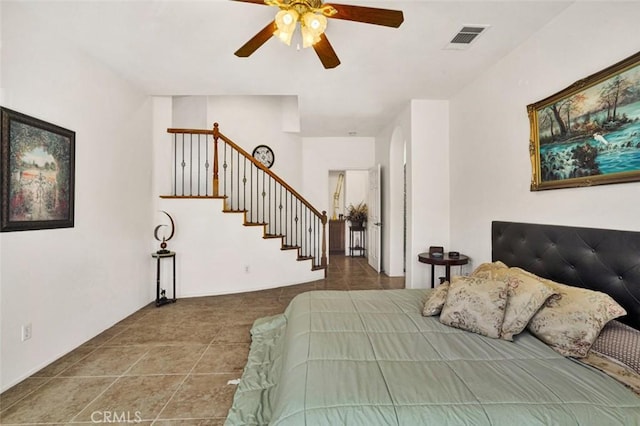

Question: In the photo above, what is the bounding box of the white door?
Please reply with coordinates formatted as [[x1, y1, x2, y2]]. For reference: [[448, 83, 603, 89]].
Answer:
[[368, 164, 382, 272]]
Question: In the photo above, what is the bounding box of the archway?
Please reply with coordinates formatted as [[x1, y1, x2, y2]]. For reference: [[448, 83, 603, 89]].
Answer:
[[386, 126, 406, 276]]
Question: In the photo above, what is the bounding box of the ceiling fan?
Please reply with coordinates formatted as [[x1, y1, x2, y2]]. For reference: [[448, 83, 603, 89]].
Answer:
[[232, 0, 404, 69]]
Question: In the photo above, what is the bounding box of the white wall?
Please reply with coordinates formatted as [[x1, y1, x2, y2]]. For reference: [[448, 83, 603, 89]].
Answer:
[[153, 97, 174, 199], [344, 170, 368, 215], [1, 3, 154, 391], [157, 199, 323, 296], [281, 96, 300, 133], [173, 96, 208, 129], [450, 2, 640, 269], [206, 96, 302, 189], [406, 100, 451, 288], [387, 126, 406, 276]]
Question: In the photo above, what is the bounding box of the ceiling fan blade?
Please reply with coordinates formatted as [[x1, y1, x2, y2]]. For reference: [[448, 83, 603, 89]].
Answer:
[[234, 21, 277, 58], [229, 0, 269, 5], [324, 3, 404, 28], [313, 34, 341, 69]]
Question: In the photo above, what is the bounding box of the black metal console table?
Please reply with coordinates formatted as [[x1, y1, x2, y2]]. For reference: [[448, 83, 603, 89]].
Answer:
[[152, 251, 177, 307], [349, 226, 366, 257]]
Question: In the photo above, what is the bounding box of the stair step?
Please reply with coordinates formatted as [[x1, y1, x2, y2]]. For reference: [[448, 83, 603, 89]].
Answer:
[[297, 256, 313, 261], [160, 195, 227, 199], [312, 265, 327, 271], [223, 209, 248, 213], [264, 234, 285, 239], [244, 222, 267, 226], [282, 245, 300, 251]]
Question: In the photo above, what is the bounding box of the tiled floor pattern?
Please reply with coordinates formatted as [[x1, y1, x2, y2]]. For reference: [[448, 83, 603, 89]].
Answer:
[[0, 255, 404, 425]]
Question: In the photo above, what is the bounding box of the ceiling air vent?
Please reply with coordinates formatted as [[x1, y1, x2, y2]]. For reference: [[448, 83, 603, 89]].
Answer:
[[445, 25, 489, 50]]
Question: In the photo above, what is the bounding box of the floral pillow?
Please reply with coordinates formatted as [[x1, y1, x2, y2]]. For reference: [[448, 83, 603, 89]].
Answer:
[[422, 281, 450, 316], [526, 277, 627, 358], [488, 268, 559, 341], [439, 276, 509, 339], [469, 261, 509, 279]]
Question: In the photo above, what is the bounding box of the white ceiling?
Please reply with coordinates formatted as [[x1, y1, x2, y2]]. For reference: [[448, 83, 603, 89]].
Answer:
[[14, 0, 573, 136]]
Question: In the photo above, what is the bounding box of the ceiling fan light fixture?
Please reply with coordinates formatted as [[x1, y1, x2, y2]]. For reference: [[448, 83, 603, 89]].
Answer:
[[304, 11, 327, 33], [301, 12, 327, 48], [275, 27, 295, 45], [274, 9, 299, 45], [233, 0, 403, 69], [301, 26, 318, 48]]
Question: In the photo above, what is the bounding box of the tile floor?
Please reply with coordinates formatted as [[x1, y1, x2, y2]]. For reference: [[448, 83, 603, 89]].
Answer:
[[0, 255, 404, 425]]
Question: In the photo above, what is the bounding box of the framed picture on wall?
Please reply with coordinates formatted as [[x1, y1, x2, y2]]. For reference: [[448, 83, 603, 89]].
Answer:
[[1, 107, 75, 232], [527, 50, 640, 190]]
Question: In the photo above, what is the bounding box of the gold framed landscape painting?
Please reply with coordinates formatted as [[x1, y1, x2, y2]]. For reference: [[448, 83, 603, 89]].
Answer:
[[528, 51, 640, 191]]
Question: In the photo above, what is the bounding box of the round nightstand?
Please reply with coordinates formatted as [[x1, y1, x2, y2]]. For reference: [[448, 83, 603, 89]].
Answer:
[[418, 252, 469, 288]]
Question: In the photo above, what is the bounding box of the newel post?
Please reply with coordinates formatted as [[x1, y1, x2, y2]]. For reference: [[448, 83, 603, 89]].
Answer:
[[321, 210, 328, 275], [212, 123, 220, 197]]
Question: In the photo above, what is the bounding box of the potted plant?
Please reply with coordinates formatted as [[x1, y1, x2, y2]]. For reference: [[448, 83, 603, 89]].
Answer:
[[346, 202, 368, 228]]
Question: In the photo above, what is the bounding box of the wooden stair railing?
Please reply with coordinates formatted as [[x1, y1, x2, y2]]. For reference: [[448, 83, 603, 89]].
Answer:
[[163, 123, 327, 272]]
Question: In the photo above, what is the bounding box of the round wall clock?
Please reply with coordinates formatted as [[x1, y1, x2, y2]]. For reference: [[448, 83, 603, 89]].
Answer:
[[252, 144, 275, 168]]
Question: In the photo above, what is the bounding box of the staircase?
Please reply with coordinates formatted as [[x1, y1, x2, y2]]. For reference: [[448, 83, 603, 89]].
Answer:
[[162, 123, 327, 275]]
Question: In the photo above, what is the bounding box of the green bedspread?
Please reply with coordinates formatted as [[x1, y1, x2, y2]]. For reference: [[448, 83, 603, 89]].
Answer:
[[226, 290, 640, 425]]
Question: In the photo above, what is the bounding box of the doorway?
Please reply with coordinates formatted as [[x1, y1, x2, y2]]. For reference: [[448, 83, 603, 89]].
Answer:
[[328, 170, 369, 257]]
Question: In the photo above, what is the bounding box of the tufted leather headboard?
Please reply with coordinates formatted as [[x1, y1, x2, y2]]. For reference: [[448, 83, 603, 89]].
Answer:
[[492, 221, 640, 330]]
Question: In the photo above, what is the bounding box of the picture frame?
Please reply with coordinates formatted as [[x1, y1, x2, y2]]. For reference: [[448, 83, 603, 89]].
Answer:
[[527, 51, 640, 191], [1, 108, 75, 232]]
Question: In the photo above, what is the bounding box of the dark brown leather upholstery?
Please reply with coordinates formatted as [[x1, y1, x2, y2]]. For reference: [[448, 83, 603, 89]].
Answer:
[[492, 221, 640, 330]]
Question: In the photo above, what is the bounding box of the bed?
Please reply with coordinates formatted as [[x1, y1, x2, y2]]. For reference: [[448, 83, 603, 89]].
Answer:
[[226, 221, 640, 425]]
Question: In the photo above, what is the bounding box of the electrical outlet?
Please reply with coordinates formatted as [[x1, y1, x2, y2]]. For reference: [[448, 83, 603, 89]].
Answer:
[[21, 323, 32, 342]]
